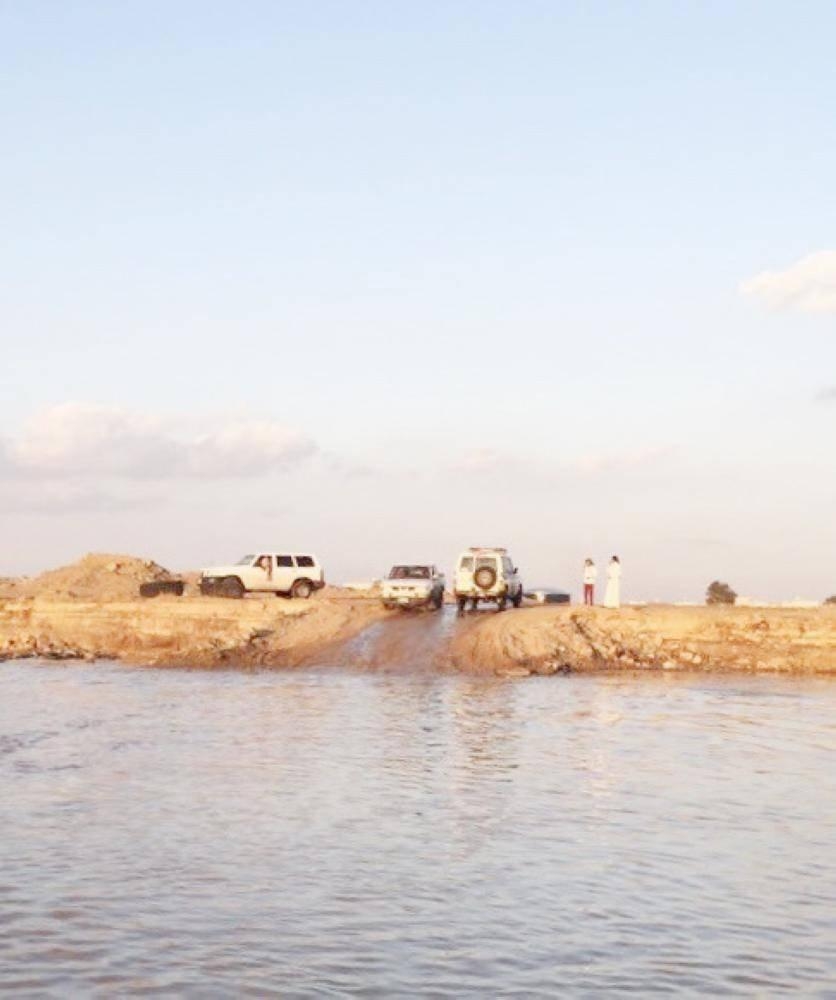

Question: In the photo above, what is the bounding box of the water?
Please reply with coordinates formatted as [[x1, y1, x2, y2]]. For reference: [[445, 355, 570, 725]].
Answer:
[[2, 656, 835, 996]]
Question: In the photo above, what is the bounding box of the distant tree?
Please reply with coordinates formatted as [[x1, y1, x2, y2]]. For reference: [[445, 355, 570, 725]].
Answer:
[[825, 595, 836, 605], [706, 580, 737, 605]]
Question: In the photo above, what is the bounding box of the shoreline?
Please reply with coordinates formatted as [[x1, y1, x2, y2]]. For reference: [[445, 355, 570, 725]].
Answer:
[[0, 594, 390, 669], [449, 604, 836, 677], [1, 596, 835, 676]]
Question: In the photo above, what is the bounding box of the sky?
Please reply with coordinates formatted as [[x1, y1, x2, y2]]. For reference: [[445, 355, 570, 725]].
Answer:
[[1, 0, 835, 601]]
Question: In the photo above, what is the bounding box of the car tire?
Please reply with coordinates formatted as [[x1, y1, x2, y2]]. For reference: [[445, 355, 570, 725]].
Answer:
[[220, 576, 245, 599], [139, 580, 184, 598], [497, 595, 507, 612], [512, 588, 523, 608], [291, 579, 314, 600], [457, 596, 467, 614], [474, 566, 497, 590], [432, 590, 443, 610]]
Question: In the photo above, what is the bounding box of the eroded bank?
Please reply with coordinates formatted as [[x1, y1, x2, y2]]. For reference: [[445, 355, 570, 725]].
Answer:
[[0, 595, 390, 668], [448, 604, 836, 676], [1, 598, 835, 675]]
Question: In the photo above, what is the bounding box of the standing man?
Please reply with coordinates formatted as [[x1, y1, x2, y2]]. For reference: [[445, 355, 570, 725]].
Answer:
[[583, 558, 597, 606], [604, 556, 622, 609]]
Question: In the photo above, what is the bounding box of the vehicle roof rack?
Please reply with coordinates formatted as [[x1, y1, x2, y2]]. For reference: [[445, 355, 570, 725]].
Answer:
[[467, 546, 507, 553]]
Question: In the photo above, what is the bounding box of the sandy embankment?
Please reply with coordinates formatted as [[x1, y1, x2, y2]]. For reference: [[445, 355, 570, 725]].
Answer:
[[0, 553, 388, 667], [3, 599, 835, 675], [2, 554, 835, 674], [449, 604, 836, 677], [0, 596, 389, 668]]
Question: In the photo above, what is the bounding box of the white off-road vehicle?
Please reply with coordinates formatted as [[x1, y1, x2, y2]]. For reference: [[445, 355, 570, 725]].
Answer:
[[381, 564, 445, 610], [199, 552, 325, 599], [454, 547, 523, 613]]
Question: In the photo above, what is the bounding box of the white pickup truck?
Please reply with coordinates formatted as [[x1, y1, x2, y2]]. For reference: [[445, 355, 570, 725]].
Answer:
[[381, 564, 445, 610], [199, 552, 325, 599]]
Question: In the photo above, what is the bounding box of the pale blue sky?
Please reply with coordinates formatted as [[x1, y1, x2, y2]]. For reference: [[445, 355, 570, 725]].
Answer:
[[1, 1, 834, 599]]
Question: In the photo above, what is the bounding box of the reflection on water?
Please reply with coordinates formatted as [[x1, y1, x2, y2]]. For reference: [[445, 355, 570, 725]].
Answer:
[[1, 661, 835, 996]]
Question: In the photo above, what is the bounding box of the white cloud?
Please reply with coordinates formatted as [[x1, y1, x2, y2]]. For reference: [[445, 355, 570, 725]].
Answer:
[[741, 250, 836, 313], [448, 445, 673, 480], [188, 421, 316, 477], [571, 446, 674, 475], [3, 403, 317, 480], [0, 482, 156, 515], [451, 448, 522, 474]]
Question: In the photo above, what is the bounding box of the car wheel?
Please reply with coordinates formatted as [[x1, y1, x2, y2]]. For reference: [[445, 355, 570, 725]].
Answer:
[[457, 596, 467, 614], [139, 580, 185, 598], [512, 587, 523, 608], [291, 579, 314, 599], [497, 595, 507, 612], [220, 576, 245, 599], [432, 590, 443, 610]]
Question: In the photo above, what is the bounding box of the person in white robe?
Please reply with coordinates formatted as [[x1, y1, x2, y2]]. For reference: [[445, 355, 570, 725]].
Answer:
[[603, 556, 621, 609]]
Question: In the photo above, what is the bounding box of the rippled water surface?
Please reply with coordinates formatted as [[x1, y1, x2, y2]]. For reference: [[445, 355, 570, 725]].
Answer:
[[2, 658, 835, 996]]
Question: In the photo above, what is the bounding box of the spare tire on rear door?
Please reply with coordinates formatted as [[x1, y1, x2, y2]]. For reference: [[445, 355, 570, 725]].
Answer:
[[474, 565, 497, 590]]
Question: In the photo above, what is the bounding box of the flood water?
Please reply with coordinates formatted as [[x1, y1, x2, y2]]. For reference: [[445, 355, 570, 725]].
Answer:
[[2, 653, 835, 996]]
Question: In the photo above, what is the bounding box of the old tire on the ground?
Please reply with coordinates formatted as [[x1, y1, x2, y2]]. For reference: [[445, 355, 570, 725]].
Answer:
[[474, 566, 497, 590], [291, 579, 314, 599], [220, 576, 245, 599]]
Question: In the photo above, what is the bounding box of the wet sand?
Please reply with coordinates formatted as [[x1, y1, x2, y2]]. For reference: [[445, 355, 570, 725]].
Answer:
[[1, 596, 835, 675], [449, 604, 836, 676], [0, 594, 390, 668]]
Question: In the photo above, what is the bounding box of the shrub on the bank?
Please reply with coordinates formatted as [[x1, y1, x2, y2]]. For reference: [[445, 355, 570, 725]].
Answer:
[[825, 595, 836, 605], [706, 580, 737, 605]]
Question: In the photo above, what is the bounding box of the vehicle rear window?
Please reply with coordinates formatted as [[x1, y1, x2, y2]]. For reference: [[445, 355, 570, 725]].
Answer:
[[276, 555, 293, 567], [295, 555, 315, 567], [476, 557, 497, 569], [460, 557, 474, 570]]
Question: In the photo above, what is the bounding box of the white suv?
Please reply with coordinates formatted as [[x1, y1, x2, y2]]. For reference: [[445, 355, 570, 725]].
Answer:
[[199, 552, 325, 599], [454, 547, 523, 613]]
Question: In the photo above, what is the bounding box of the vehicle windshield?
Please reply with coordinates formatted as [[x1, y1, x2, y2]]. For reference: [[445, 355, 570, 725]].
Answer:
[[388, 565, 430, 579], [236, 554, 255, 565]]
